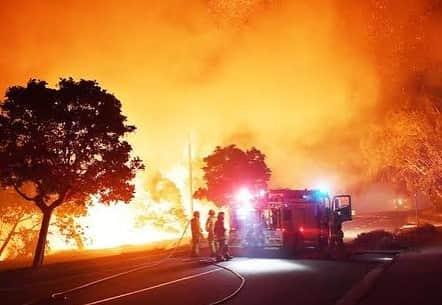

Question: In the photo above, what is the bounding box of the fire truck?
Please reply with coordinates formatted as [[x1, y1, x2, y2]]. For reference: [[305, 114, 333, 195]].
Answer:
[[228, 188, 352, 252]]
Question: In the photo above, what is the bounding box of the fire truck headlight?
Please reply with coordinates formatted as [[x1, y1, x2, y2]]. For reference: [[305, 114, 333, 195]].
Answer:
[[236, 201, 254, 218], [235, 187, 253, 202], [237, 207, 249, 218]]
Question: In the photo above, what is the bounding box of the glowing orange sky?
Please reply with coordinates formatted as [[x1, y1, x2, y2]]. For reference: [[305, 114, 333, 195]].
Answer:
[[1, 0, 441, 191]]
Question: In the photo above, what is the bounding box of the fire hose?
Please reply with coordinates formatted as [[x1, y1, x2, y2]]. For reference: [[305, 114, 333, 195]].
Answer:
[[49, 220, 191, 300], [45, 219, 246, 305], [208, 263, 246, 305]]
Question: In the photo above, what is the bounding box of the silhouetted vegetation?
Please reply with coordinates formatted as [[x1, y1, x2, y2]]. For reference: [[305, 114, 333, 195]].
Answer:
[[0, 78, 143, 267], [351, 224, 440, 251], [0, 187, 40, 258], [194, 145, 271, 206]]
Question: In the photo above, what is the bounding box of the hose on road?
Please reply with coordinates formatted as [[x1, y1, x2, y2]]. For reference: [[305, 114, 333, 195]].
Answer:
[[206, 262, 246, 305], [49, 220, 190, 300], [24, 220, 247, 305]]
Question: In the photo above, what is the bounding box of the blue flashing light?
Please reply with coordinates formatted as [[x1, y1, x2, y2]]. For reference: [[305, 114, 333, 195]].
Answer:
[[316, 182, 330, 195]]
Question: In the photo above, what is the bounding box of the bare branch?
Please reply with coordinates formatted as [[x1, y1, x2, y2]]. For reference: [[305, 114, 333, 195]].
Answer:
[[50, 191, 69, 209], [13, 184, 37, 202], [18, 215, 34, 224], [28, 222, 41, 231]]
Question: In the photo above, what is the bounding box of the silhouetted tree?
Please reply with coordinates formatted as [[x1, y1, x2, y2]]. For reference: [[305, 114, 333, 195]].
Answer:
[[194, 145, 271, 206], [0, 78, 143, 267], [0, 187, 90, 260], [0, 187, 39, 258]]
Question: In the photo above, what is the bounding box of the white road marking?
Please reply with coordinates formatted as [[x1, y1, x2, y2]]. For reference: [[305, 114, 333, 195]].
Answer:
[[78, 268, 222, 305], [52, 258, 183, 298]]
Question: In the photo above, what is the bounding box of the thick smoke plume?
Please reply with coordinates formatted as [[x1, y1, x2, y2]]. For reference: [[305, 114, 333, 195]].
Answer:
[[1, 0, 441, 212]]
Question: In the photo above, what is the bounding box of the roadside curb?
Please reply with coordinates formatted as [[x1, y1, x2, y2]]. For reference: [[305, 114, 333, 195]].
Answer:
[[335, 256, 396, 305]]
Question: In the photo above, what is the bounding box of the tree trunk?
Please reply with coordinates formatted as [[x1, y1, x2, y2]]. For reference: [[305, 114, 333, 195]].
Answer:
[[73, 226, 84, 250], [32, 209, 52, 268], [0, 221, 20, 257]]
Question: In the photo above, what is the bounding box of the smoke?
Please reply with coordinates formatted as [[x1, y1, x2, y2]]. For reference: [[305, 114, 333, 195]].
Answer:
[[143, 171, 187, 228], [1, 0, 441, 212]]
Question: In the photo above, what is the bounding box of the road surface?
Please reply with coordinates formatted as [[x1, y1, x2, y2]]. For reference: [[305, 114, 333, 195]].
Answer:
[[1, 210, 422, 305], [0, 248, 387, 305]]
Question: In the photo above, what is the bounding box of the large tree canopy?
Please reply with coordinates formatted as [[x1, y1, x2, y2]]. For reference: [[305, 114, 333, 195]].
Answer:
[[363, 98, 442, 210], [194, 145, 271, 206], [0, 78, 143, 267]]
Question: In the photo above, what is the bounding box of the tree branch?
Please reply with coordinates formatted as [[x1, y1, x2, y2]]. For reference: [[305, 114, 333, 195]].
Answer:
[[28, 222, 41, 231], [35, 197, 48, 212], [18, 215, 34, 224], [13, 184, 37, 202], [50, 190, 69, 209]]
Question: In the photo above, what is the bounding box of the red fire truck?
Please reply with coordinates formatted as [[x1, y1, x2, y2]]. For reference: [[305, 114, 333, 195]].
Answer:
[[228, 188, 352, 252]]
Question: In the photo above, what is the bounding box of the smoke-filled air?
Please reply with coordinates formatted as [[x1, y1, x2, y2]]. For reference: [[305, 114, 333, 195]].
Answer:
[[1, 0, 441, 259]]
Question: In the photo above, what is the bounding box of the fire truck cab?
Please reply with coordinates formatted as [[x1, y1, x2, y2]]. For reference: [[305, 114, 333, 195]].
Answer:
[[229, 189, 352, 252]]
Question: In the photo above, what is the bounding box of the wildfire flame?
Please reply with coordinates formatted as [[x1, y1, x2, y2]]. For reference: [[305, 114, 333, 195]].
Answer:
[[46, 163, 219, 253]]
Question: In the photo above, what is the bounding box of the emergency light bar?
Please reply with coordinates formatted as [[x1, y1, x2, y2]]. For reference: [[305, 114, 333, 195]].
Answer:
[[234, 187, 266, 203]]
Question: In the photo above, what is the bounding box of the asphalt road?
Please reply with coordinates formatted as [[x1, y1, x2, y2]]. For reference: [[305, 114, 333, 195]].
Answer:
[[2, 209, 415, 305], [0, 249, 382, 305]]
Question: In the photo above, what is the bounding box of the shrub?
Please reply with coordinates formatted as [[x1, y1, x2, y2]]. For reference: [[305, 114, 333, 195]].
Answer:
[[352, 230, 397, 250], [395, 223, 438, 245]]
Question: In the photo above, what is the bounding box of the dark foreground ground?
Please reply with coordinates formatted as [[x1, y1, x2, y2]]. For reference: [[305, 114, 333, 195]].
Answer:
[[1, 210, 441, 305], [0, 246, 394, 305], [360, 245, 442, 305]]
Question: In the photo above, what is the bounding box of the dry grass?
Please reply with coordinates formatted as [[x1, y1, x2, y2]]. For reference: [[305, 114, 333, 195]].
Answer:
[[0, 238, 189, 272]]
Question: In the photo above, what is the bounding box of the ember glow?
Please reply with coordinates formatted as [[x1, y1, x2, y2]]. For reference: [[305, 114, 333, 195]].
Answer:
[[47, 165, 220, 252], [78, 195, 178, 249], [46, 175, 185, 251], [1, 0, 441, 254]]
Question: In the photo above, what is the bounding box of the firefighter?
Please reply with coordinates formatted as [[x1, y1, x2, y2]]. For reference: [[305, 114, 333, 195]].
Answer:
[[330, 210, 344, 250], [333, 199, 345, 248], [214, 211, 232, 261], [190, 211, 203, 257], [205, 209, 217, 257]]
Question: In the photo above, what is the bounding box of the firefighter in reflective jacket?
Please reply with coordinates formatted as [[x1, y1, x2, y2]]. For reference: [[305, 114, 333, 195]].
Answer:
[[205, 209, 217, 257], [214, 212, 232, 261], [190, 211, 203, 257]]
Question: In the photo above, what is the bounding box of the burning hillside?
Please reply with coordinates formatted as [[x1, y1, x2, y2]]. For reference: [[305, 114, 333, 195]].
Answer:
[[1, 0, 441, 260]]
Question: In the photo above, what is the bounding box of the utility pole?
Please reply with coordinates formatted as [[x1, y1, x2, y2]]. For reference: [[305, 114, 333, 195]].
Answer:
[[188, 134, 194, 214], [414, 192, 420, 226]]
